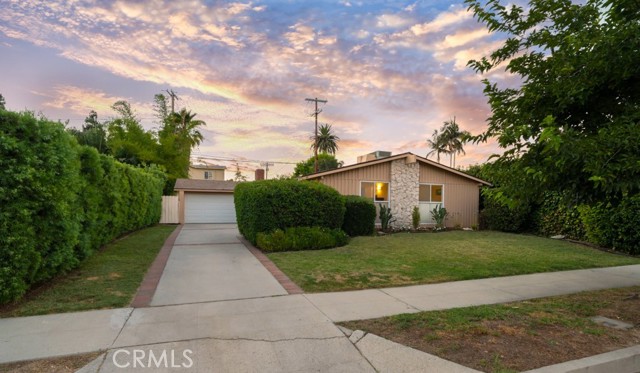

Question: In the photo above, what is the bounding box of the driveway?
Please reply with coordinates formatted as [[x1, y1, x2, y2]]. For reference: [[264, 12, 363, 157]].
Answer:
[[150, 224, 287, 306]]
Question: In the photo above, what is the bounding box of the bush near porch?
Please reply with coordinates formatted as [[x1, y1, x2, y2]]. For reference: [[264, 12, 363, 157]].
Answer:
[[0, 110, 164, 304], [342, 195, 376, 237], [234, 179, 345, 244]]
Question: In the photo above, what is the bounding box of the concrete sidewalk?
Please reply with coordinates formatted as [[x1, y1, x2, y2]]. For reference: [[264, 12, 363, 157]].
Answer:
[[305, 264, 640, 322]]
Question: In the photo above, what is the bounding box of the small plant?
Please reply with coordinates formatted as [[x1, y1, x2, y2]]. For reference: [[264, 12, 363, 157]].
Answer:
[[412, 206, 420, 230], [471, 224, 478, 231], [379, 204, 396, 232], [431, 205, 448, 231]]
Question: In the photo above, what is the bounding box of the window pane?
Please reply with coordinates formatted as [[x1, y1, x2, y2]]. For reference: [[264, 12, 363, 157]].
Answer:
[[432, 185, 443, 202], [419, 185, 430, 202], [375, 182, 388, 201], [361, 182, 374, 199]]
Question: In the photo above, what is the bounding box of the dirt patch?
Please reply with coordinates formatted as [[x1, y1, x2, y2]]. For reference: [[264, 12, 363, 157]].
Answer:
[[0, 352, 103, 373], [342, 286, 640, 372]]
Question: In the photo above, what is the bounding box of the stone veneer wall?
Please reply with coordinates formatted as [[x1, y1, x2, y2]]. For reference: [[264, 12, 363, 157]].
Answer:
[[390, 159, 419, 229]]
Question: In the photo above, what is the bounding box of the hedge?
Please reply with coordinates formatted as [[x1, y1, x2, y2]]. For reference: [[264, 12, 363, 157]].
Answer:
[[234, 179, 345, 244], [342, 195, 376, 236], [0, 111, 164, 304], [256, 227, 349, 252]]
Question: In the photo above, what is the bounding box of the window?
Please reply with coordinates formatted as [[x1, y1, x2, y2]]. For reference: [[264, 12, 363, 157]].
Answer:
[[419, 184, 444, 224], [361, 182, 389, 202], [204, 171, 213, 180]]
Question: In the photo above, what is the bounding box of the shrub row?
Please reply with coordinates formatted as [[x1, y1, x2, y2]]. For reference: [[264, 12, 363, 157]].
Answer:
[[480, 191, 640, 255], [256, 227, 349, 252], [0, 111, 164, 304], [234, 179, 346, 244]]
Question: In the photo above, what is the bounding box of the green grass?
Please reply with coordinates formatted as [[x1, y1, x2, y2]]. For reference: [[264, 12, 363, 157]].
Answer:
[[267, 231, 640, 292], [0, 225, 176, 318]]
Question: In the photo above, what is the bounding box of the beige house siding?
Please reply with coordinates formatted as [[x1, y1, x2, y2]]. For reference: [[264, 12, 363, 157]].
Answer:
[[419, 163, 480, 227], [188, 167, 225, 181], [318, 163, 391, 195]]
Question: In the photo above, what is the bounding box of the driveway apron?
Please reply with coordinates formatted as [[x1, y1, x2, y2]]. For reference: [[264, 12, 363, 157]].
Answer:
[[150, 224, 287, 306]]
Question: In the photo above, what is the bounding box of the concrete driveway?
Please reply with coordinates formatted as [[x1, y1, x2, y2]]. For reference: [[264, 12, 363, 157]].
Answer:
[[150, 224, 287, 306]]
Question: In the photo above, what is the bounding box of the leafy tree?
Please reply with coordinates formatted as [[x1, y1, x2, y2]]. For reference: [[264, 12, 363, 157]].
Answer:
[[0, 93, 5, 110], [107, 101, 159, 166], [68, 111, 109, 154], [466, 0, 640, 203], [293, 153, 342, 177], [310, 123, 340, 155], [233, 162, 247, 181]]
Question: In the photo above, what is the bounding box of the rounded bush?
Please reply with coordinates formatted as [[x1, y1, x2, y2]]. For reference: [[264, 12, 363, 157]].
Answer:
[[342, 195, 376, 236], [235, 179, 345, 244]]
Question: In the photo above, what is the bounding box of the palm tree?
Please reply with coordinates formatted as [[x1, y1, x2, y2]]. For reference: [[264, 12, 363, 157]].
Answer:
[[426, 129, 448, 163], [167, 108, 205, 148], [310, 123, 340, 155], [440, 117, 470, 168]]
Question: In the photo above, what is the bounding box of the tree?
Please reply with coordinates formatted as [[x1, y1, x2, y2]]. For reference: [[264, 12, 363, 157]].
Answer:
[[68, 111, 109, 154], [466, 0, 640, 203], [310, 123, 340, 155], [440, 118, 470, 168], [426, 129, 447, 163], [233, 162, 247, 182], [293, 153, 342, 177], [0, 93, 5, 110], [106, 101, 159, 166]]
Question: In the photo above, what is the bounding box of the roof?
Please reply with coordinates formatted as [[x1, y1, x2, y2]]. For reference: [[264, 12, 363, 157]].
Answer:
[[189, 164, 226, 170], [300, 152, 491, 186], [174, 179, 238, 192]]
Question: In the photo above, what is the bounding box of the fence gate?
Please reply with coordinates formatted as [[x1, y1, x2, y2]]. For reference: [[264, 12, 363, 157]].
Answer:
[[160, 195, 179, 224]]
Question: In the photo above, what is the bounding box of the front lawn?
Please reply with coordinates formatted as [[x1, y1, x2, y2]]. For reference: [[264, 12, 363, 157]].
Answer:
[[0, 225, 176, 318], [341, 286, 640, 372], [267, 231, 640, 292]]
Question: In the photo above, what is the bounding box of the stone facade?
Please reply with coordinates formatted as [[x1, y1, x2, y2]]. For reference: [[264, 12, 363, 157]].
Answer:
[[390, 159, 419, 229]]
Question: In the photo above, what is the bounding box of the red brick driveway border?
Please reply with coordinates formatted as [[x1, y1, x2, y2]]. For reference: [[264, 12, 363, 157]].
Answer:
[[239, 236, 304, 295], [131, 224, 183, 308]]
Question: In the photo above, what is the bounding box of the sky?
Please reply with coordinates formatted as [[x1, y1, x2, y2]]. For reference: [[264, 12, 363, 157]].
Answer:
[[0, 0, 516, 179]]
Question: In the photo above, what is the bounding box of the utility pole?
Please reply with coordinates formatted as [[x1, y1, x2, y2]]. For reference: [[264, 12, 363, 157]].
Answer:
[[305, 97, 327, 173], [165, 89, 180, 113], [260, 161, 274, 179]]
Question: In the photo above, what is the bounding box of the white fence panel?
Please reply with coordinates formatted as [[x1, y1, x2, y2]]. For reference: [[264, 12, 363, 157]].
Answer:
[[160, 195, 179, 224]]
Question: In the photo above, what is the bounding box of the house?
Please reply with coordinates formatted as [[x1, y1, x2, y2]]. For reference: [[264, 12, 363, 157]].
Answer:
[[300, 151, 491, 229], [174, 179, 237, 224], [188, 164, 226, 180]]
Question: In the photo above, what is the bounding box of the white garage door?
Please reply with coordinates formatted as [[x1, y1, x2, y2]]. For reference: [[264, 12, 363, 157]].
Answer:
[[184, 193, 236, 223]]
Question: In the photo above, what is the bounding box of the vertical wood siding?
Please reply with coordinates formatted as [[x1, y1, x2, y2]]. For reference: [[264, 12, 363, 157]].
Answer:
[[320, 162, 391, 195]]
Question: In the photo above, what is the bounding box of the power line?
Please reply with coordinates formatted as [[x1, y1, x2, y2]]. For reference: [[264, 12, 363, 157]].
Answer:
[[304, 97, 327, 173], [165, 89, 180, 113]]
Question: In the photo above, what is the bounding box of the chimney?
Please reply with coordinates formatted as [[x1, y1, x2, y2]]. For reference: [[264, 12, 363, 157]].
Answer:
[[255, 169, 265, 180]]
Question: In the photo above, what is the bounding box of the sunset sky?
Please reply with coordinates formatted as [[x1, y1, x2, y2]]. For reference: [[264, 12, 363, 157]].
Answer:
[[0, 0, 516, 179]]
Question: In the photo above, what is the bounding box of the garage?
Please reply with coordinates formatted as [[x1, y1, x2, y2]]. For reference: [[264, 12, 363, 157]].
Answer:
[[174, 179, 238, 224]]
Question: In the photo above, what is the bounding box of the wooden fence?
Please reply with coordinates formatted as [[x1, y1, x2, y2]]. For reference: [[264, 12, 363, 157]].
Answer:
[[160, 195, 179, 224]]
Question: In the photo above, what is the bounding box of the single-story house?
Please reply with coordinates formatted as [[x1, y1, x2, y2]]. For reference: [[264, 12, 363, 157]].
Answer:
[[188, 164, 226, 180], [300, 151, 491, 229], [174, 179, 237, 224]]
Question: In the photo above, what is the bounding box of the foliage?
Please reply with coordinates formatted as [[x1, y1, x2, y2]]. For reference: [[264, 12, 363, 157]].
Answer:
[[430, 205, 448, 231], [0, 93, 5, 110], [412, 206, 421, 230], [578, 203, 613, 248], [609, 194, 640, 255], [427, 118, 470, 167], [466, 0, 640, 203], [293, 153, 343, 177], [256, 227, 349, 252], [68, 111, 109, 155], [234, 179, 346, 244], [479, 198, 531, 233], [379, 204, 396, 232], [310, 123, 340, 155], [535, 193, 586, 240], [0, 110, 163, 304], [233, 162, 247, 182], [107, 101, 159, 167], [342, 195, 376, 237]]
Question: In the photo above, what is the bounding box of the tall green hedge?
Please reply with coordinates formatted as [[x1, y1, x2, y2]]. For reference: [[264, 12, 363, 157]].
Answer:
[[234, 179, 345, 244], [342, 195, 376, 236], [0, 111, 164, 304]]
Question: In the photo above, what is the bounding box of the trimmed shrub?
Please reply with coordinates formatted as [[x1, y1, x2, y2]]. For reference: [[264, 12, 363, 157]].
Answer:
[[342, 195, 376, 236], [0, 111, 164, 304], [611, 195, 640, 255], [235, 179, 345, 244], [535, 192, 586, 240], [256, 227, 349, 252], [479, 198, 531, 232]]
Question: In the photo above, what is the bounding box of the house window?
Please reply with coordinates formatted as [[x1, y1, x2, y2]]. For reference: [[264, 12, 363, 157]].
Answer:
[[361, 182, 389, 202], [204, 171, 213, 180], [419, 184, 444, 224]]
